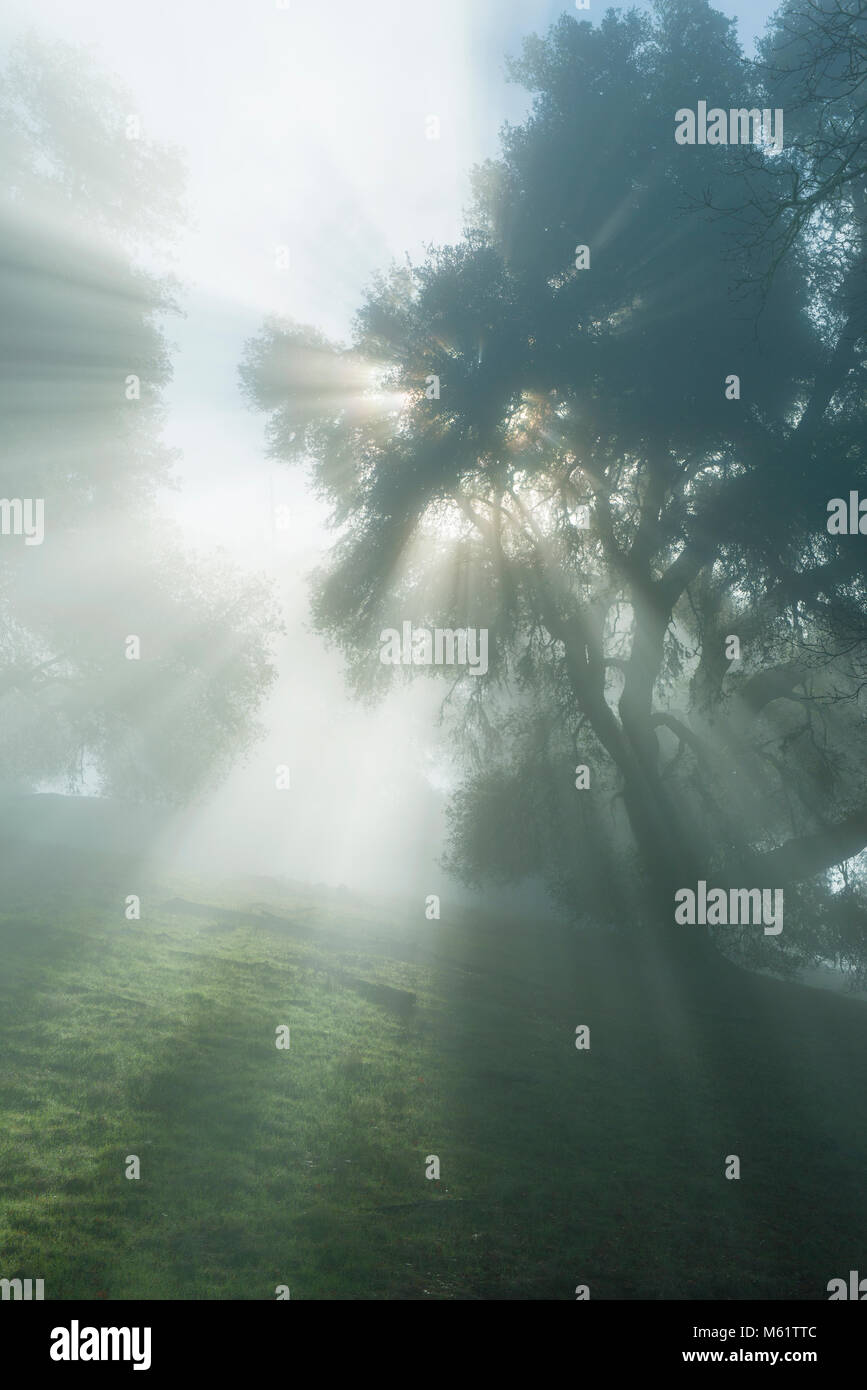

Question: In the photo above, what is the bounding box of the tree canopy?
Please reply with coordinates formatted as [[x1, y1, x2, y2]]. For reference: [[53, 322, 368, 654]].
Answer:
[[242, 0, 867, 980]]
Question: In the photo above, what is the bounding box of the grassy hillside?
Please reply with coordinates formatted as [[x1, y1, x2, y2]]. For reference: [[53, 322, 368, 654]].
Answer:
[[1, 841, 866, 1299]]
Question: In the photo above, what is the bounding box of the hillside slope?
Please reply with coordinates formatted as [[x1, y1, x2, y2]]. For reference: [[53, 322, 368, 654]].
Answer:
[[1, 842, 865, 1299]]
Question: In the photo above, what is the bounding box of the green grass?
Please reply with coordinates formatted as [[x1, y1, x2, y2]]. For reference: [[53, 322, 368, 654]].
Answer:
[[1, 841, 866, 1299]]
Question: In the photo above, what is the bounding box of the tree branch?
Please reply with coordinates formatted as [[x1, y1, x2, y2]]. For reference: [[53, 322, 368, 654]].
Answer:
[[736, 661, 807, 717], [753, 805, 867, 883]]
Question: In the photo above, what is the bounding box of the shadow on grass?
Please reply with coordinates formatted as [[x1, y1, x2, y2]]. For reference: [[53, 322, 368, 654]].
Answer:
[[3, 855, 866, 1300], [424, 918, 867, 1298]]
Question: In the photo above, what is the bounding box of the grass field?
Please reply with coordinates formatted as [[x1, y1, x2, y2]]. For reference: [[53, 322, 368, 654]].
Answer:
[[1, 840, 866, 1300]]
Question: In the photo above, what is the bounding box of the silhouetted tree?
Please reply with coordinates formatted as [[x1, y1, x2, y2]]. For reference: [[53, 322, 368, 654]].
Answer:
[[243, 0, 867, 979]]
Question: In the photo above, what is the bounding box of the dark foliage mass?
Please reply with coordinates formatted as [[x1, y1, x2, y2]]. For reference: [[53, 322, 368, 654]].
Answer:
[[242, 1, 867, 980]]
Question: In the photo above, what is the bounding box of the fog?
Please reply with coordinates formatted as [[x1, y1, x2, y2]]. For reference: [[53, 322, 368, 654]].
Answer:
[[0, 0, 778, 906], [5, 0, 867, 1316]]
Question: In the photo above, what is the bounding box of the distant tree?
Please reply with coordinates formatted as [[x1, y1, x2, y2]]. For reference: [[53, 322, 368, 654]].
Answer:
[[0, 37, 281, 801], [243, 1, 867, 980]]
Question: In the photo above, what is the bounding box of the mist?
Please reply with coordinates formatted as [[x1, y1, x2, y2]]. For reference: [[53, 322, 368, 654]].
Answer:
[[3, 0, 867, 1323], [0, 0, 777, 900]]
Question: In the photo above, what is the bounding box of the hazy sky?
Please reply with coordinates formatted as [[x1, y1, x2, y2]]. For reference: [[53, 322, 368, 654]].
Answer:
[[0, 0, 782, 546], [0, 0, 783, 899]]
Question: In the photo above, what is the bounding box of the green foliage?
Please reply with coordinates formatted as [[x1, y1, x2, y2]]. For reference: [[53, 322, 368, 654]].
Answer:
[[243, 1, 867, 971]]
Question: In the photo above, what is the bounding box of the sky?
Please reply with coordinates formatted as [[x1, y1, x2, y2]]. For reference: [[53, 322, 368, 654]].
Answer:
[[0, 0, 783, 901]]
